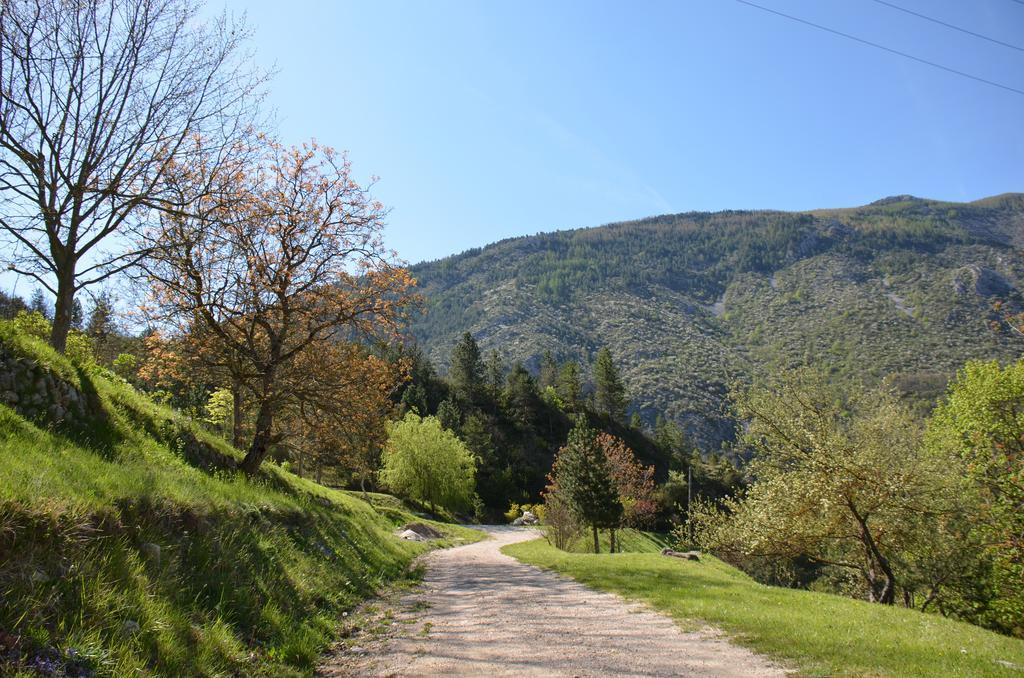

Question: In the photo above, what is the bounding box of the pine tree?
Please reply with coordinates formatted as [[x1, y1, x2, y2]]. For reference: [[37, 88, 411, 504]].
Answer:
[[86, 292, 117, 340], [29, 289, 50, 319], [551, 417, 623, 553], [70, 298, 84, 329], [556, 361, 582, 411], [400, 383, 428, 415], [539, 350, 559, 390], [437, 398, 462, 431], [449, 331, 485, 404], [655, 415, 688, 470], [504, 362, 539, 425], [593, 347, 627, 422], [485, 349, 505, 396]]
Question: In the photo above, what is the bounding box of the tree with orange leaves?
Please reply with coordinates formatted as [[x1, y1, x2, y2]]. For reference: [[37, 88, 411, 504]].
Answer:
[[596, 432, 658, 530], [282, 342, 408, 487], [142, 139, 415, 474]]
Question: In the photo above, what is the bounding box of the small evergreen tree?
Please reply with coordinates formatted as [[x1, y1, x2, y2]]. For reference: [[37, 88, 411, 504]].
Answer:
[[556, 361, 583, 411], [504, 363, 539, 425], [485, 349, 505, 396], [29, 289, 50, 319], [539, 350, 559, 390], [70, 298, 84, 330], [449, 331, 485, 404], [437, 398, 462, 431], [86, 292, 117, 340], [593, 347, 627, 422], [550, 418, 623, 553]]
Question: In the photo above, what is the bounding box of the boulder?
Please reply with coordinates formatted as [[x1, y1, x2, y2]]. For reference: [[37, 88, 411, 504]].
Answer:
[[398, 529, 427, 541], [521, 511, 538, 524], [511, 517, 526, 526], [399, 522, 444, 539]]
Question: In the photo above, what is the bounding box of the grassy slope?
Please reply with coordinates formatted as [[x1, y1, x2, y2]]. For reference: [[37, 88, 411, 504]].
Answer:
[[0, 325, 482, 676], [504, 538, 1024, 677], [560, 527, 671, 554]]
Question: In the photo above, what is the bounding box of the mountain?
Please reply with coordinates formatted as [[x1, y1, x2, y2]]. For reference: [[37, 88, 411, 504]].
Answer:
[[408, 193, 1024, 449]]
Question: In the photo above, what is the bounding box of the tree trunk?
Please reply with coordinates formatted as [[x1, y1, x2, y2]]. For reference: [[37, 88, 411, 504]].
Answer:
[[610, 527, 617, 554], [49, 273, 76, 353], [592, 525, 600, 554], [231, 382, 244, 449], [850, 501, 897, 604], [240, 398, 275, 475]]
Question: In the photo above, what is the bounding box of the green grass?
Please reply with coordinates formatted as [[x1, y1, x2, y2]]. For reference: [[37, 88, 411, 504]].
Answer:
[[504, 538, 1024, 677], [0, 324, 483, 676], [558, 527, 671, 554]]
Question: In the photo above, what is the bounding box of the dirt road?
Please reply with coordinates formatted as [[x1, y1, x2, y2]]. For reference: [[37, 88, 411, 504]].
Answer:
[[321, 526, 785, 677]]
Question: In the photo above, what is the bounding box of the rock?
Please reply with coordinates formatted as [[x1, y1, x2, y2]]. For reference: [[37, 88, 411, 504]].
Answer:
[[399, 522, 444, 539], [140, 542, 161, 567], [398, 529, 426, 541], [122, 620, 141, 636], [511, 517, 526, 526], [661, 548, 700, 561], [521, 511, 538, 524]]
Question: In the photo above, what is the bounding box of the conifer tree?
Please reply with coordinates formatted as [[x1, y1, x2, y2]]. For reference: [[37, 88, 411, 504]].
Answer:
[[593, 347, 627, 422], [437, 398, 462, 431], [551, 418, 623, 553], [556, 361, 583, 411], [29, 289, 50, 319], [449, 332, 485, 404], [485, 349, 505, 396], [539, 350, 559, 390]]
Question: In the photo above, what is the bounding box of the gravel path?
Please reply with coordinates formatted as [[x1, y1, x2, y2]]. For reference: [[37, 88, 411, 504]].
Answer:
[[321, 526, 786, 677]]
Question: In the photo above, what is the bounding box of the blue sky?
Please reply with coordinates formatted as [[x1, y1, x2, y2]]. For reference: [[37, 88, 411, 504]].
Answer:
[[223, 0, 1022, 264]]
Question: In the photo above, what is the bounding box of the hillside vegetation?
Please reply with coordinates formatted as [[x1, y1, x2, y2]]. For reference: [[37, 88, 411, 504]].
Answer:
[[410, 193, 1024, 447], [0, 322, 480, 676], [505, 538, 1024, 677]]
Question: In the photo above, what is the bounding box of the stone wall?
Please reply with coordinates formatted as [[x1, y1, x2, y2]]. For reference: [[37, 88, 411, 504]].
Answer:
[[0, 345, 92, 427]]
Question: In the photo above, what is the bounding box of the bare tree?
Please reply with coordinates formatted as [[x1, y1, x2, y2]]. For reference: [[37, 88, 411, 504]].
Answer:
[[0, 0, 264, 351]]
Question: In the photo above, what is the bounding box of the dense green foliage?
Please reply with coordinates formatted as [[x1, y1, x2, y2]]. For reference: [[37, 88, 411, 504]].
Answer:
[[0, 322, 481, 676], [592, 347, 627, 421], [505, 538, 1024, 677], [393, 340, 675, 519], [548, 419, 623, 553], [379, 412, 477, 513], [409, 194, 1024, 448], [696, 371, 978, 611], [926, 360, 1024, 635]]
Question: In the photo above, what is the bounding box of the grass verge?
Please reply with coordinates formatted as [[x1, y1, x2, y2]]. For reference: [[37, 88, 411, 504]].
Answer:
[[503, 537, 1024, 677], [0, 324, 483, 676]]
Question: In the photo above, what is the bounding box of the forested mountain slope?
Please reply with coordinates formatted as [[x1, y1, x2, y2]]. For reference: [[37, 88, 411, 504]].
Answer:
[[409, 193, 1024, 448]]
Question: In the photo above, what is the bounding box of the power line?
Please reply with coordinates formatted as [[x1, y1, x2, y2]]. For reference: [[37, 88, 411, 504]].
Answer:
[[735, 0, 1024, 97], [869, 0, 1023, 52]]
